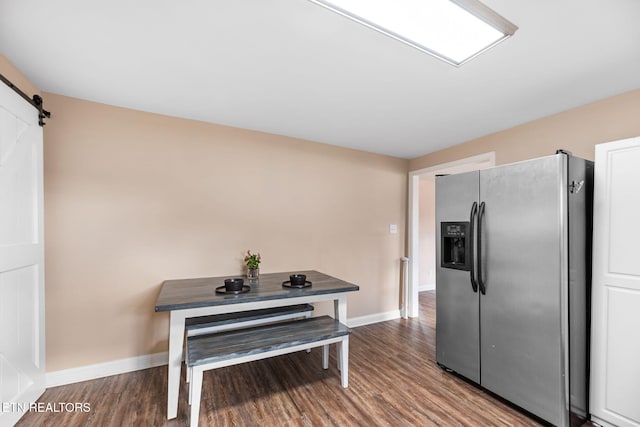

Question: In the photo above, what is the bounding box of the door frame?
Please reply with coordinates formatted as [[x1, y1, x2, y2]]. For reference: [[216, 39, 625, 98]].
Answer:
[[405, 152, 495, 318]]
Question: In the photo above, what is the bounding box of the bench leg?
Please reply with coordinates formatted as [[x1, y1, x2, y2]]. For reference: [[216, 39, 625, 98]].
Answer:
[[339, 336, 349, 388], [190, 367, 203, 427], [188, 367, 193, 405], [322, 344, 329, 369]]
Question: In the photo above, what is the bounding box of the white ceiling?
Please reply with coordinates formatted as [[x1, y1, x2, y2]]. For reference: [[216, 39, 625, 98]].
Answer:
[[1, 0, 640, 159]]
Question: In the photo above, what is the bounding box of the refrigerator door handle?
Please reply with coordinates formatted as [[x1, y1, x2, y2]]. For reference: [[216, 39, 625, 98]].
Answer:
[[469, 202, 479, 292], [477, 201, 487, 295]]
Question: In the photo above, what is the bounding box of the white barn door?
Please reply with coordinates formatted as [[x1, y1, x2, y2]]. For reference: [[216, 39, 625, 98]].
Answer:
[[0, 82, 45, 425]]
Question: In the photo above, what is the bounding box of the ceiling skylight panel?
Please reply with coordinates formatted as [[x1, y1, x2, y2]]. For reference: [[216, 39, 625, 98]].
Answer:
[[308, 0, 518, 66]]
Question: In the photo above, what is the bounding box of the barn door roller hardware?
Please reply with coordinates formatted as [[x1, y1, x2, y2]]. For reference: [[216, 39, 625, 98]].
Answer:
[[32, 94, 51, 126], [0, 73, 51, 126]]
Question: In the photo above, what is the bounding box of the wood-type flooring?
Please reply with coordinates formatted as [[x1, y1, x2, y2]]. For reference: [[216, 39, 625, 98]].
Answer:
[[18, 291, 560, 426]]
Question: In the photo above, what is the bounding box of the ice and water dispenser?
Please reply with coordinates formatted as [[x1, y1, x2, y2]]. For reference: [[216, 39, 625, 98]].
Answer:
[[440, 222, 471, 271]]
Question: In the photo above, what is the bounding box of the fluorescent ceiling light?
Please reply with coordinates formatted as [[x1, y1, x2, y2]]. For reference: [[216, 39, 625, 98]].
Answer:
[[308, 0, 518, 66]]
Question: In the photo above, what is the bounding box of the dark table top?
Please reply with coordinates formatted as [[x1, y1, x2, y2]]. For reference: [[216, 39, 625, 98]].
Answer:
[[155, 270, 359, 312]]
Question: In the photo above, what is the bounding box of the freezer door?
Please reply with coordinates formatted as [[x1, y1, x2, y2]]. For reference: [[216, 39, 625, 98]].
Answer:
[[479, 155, 567, 426], [436, 171, 480, 383]]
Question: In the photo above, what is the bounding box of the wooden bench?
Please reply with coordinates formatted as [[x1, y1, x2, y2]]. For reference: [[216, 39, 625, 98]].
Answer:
[[184, 304, 314, 380], [186, 315, 351, 427]]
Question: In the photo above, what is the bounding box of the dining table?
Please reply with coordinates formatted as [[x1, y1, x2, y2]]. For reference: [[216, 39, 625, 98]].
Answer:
[[154, 269, 360, 420]]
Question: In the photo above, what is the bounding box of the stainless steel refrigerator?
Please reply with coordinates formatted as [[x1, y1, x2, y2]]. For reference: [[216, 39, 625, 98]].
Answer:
[[435, 152, 592, 426]]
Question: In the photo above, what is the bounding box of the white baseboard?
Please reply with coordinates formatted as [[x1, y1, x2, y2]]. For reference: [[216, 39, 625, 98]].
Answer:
[[45, 311, 402, 387], [419, 282, 435, 292], [46, 352, 168, 388], [347, 310, 401, 328]]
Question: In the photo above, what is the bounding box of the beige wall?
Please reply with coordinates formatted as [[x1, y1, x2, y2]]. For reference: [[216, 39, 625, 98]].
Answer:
[[410, 90, 640, 170], [42, 94, 408, 371], [2, 54, 407, 372]]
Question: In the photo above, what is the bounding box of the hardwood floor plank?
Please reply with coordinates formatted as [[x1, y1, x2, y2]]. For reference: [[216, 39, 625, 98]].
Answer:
[[18, 292, 569, 426]]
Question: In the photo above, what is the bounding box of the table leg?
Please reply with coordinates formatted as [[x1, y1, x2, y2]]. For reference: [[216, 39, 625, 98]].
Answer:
[[334, 296, 347, 371], [168, 311, 186, 419]]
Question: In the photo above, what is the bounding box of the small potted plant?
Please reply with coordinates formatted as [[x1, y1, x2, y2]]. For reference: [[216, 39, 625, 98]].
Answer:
[[244, 250, 261, 280]]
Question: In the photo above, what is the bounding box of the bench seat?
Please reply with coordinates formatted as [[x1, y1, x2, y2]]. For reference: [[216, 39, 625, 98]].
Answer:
[[186, 315, 350, 427]]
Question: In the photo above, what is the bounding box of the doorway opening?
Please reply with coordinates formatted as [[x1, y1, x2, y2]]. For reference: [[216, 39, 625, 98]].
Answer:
[[404, 152, 495, 318]]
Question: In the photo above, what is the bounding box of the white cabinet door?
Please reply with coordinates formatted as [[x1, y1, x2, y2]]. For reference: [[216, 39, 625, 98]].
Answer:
[[0, 82, 45, 425], [590, 136, 640, 427]]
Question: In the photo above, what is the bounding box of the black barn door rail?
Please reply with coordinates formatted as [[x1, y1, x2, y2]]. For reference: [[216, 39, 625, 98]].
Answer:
[[0, 72, 51, 126]]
